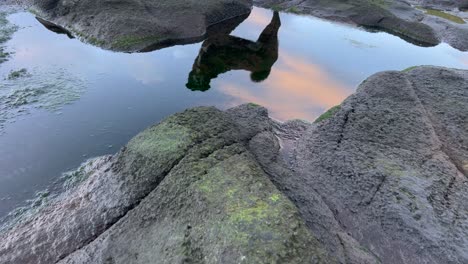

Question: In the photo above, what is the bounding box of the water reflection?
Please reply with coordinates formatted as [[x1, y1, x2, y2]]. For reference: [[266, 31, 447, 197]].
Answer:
[[36, 17, 74, 39], [2, 7, 468, 220], [220, 53, 350, 121], [186, 12, 281, 91]]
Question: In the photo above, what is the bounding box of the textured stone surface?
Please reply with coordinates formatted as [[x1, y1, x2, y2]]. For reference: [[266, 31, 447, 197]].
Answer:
[[269, 66, 468, 264], [254, 0, 468, 51], [0, 104, 331, 264], [1, 66, 467, 264], [27, 0, 252, 52]]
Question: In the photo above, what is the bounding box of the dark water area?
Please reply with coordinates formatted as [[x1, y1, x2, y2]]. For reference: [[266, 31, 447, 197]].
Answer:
[[0, 7, 468, 218]]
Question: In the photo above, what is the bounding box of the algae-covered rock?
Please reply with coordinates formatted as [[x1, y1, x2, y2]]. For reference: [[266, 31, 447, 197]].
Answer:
[[29, 0, 253, 52], [0, 104, 332, 264]]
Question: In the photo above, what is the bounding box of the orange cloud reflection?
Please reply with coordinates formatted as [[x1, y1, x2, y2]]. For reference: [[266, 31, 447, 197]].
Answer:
[[220, 53, 351, 121]]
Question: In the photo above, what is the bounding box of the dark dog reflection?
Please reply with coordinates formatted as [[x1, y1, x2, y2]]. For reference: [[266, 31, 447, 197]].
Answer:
[[186, 12, 281, 91]]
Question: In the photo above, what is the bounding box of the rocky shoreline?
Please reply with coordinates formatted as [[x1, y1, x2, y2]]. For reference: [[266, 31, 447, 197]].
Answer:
[[11, 0, 466, 52], [255, 0, 468, 51], [1, 66, 467, 264]]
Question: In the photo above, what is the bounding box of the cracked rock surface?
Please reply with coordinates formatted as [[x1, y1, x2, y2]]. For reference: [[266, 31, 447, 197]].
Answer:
[[1, 66, 467, 264]]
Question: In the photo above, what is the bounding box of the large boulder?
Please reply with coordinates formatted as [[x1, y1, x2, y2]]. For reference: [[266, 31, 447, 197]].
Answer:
[[0, 104, 331, 264], [29, 0, 253, 52], [254, 0, 468, 51], [258, 66, 468, 264]]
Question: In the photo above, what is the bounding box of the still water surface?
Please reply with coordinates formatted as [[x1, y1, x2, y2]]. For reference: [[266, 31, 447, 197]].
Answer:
[[1, 7, 468, 218]]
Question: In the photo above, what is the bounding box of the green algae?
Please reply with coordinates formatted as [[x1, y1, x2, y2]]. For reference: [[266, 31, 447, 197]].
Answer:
[[6, 68, 29, 80], [314, 105, 341, 124], [247, 102, 261, 107], [61, 161, 91, 190], [0, 68, 86, 132], [402, 66, 418, 72], [0, 189, 55, 233], [193, 147, 330, 263], [113, 35, 161, 50], [127, 122, 194, 160], [424, 8, 466, 24], [0, 12, 18, 64], [287, 6, 300, 14]]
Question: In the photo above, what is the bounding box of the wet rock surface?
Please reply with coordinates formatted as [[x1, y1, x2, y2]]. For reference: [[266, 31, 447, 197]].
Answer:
[[254, 0, 468, 51], [0, 104, 331, 264], [274, 66, 468, 264], [27, 0, 253, 52], [1, 66, 467, 264]]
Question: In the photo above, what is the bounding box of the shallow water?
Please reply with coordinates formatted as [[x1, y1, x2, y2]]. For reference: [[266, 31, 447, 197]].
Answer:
[[0, 7, 468, 218]]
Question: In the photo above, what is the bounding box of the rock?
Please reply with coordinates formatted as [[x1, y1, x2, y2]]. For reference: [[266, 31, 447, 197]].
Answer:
[[1, 66, 467, 264], [0, 104, 332, 264], [412, 0, 468, 11], [29, 0, 253, 52], [254, 0, 468, 51], [264, 66, 468, 264]]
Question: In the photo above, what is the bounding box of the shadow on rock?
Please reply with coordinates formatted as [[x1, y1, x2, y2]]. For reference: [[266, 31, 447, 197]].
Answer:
[[186, 11, 281, 91]]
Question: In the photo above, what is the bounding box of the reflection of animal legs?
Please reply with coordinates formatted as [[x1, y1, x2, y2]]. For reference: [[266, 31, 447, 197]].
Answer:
[[257, 11, 281, 46], [186, 12, 282, 91], [251, 11, 281, 82]]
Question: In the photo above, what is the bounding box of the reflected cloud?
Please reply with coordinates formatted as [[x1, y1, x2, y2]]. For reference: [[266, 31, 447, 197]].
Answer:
[[186, 12, 281, 91], [219, 53, 351, 121], [245, 9, 272, 28]]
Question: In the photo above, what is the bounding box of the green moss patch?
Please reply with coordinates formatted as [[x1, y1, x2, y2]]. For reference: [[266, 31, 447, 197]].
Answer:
[[314, 105, 341, 124], [402, 66, 418, 72], [127, 122, 194, 160], [113, 35, 161, 50], [193, 148, 329, 262], [286, 6, 300, 14], [421, 8, 466, 24]]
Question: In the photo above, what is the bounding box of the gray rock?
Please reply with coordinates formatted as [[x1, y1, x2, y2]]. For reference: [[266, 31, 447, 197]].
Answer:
[[28, 0, 253, 52], [254, 0, 468, 51], [272, 66, 468, 264], [0, 104, 332, 264], [411, 0, 468, 11], [1, 66, 467, 264]]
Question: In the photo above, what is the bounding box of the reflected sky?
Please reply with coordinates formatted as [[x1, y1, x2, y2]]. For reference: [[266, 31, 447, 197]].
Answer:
[[1, 7, 468, 218]]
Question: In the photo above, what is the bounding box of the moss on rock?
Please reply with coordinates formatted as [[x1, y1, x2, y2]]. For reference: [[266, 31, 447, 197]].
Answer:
[[314, 105, 341, 124]]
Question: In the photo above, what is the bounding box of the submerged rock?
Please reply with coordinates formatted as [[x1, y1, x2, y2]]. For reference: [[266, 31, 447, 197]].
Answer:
[[254, 0, 468, 51], [29, 0, 253, 52], [0, 10, 18, 64], [0, 67, 86, 133], [1, 66, 467, 264]]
